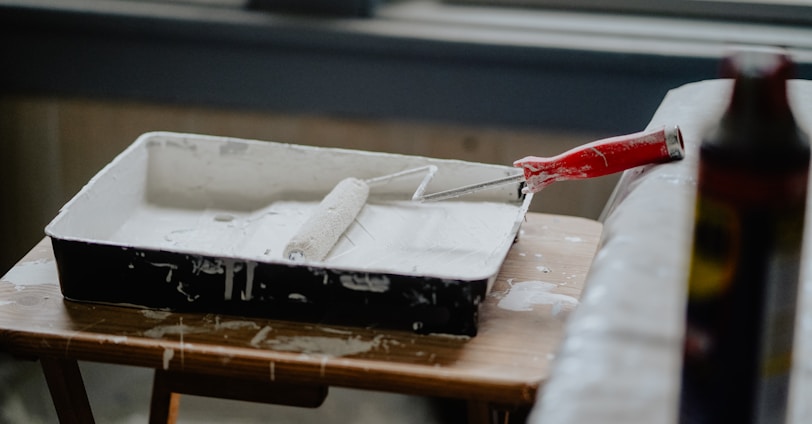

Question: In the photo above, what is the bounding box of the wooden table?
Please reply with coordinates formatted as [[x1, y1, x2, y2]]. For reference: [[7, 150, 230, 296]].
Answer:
[[0, 212, 601, 424]]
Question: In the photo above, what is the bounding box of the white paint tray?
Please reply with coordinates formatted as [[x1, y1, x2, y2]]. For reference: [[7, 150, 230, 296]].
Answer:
[[45, 132, 531, 335]]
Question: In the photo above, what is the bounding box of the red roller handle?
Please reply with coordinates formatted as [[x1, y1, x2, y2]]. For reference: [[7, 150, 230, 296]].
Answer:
[[513, 125, 684, 193]]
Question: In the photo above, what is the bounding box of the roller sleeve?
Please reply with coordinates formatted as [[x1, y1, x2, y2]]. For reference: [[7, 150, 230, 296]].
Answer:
[[284, 177, 370, 262]]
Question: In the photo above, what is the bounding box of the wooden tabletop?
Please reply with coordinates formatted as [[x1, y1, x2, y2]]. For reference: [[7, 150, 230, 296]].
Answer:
[[0, 212, 601, 408]]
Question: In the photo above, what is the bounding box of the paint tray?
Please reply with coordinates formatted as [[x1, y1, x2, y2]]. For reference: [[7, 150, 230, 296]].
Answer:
[[45, 132, 531, 335]]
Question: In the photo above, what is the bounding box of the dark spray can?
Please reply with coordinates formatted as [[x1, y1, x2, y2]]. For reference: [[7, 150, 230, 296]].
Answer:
[[679, 48, 810, 423]]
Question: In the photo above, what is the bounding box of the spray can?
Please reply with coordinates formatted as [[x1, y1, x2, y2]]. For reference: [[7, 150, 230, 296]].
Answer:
[[679, 49, 809, 423]]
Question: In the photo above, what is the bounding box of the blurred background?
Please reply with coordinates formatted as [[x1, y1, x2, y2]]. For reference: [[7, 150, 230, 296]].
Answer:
[[3, 0, 811, 273], [1, 1, 811, 420]]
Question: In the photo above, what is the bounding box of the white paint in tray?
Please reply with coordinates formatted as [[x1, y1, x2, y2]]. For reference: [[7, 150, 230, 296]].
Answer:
[[46, 132, 531, 282], [106, 199, 522, 280]]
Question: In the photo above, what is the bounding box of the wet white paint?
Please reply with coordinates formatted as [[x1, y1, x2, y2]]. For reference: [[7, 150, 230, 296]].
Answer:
[[339, 274, 390, 293], [44, 132, 530, 289], [320, 355, 328, 377], [140, 310, 172, 320], [318, 327, 354, 335], [188, 258, 247, 301], [162, 348, 174, 370], [113, 200, 525, 282], [243, 261, 257, 301], [148, 262, 177, 283], [192, 258, 227, 276], [0, 258, 57, 288], [261, 334, 387, 356], [497, 280, 579, 312], [288, 293, 308, 302], [427, 333, 471, 341], [250, 326, 273, 348], [214, 319, 259, 331], [223, 260, 235, 300], [175, 282, 198, 303], [143, 323, 205, 339]]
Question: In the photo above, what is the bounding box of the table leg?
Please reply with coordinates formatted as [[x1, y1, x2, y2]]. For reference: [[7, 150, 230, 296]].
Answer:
[[467, 401, 531, 424], [40, 357, 96, 424], [467, 400, 497, 424], [150, 370, 181, 424]]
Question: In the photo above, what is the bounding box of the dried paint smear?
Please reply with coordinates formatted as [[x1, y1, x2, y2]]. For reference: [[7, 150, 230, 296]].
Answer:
[[260, 334, 387, 356], [0, 258, 56, 288], [497, 280, 579, 313]]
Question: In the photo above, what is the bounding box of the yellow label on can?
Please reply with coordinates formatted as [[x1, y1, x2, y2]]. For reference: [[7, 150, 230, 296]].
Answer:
[[687, 195, 740, 299]]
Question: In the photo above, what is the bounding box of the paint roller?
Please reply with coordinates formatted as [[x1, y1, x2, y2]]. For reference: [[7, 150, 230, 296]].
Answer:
[[284, 125, 684, 262], [284, 166, 437, 262], [415, 125, 684, 201]]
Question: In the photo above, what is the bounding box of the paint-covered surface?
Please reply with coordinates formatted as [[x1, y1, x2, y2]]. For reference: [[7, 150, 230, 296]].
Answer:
[[530, 80, 812, 424], [44, 132, 530, 335], [0, 213, 603, 415], [496, 280, 578, 315]]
